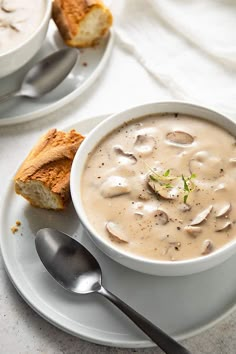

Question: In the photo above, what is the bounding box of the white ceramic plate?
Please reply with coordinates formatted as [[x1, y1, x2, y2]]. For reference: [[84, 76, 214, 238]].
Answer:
[[0, 20, 114, 126], [1, 114, 236, 348]]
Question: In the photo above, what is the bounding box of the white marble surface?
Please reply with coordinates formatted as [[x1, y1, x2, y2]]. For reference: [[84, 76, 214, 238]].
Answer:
[[1, 4, 236, 352]]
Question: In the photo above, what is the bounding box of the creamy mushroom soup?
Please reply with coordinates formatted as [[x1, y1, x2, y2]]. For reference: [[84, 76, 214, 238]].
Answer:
[[81, 114, 236, 261], [0, 0, 45, 55]]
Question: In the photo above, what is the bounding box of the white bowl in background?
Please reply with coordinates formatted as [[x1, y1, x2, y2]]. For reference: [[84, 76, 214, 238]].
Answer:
[[0, 0, 52, 78], [70, 101, 236, 276]]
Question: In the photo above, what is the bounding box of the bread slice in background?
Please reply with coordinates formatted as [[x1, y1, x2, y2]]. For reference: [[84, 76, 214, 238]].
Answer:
[[52, 0, 113, 48], [14, 129, 84, 210]]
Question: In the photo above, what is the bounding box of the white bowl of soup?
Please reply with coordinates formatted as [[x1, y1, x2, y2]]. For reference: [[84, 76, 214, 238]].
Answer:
[[0, 0, 51, 78], [70, 102, 236, 276]]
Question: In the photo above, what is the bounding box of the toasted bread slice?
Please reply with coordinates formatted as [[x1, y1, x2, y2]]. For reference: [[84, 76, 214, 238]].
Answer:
[[14, 129, 84, 210], [52, 0, 113, 48]]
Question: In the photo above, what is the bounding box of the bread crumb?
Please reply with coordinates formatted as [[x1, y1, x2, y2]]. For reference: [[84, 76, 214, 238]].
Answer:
[[11, 226, 18, 234], [11, 220, 22, 234]]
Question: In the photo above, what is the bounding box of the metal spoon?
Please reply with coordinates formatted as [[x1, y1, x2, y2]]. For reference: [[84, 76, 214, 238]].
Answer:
[[35, 228, 191, 354], [0, 48, 78, 102]]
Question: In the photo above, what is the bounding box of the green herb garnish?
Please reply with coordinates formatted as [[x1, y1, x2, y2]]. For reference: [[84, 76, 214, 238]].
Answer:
[[147, 164, 197, 203], [149, 168, 175, 189], [164, 183, 173, 189], [163, 169, 170, 177], [181, 173, 196, 203]]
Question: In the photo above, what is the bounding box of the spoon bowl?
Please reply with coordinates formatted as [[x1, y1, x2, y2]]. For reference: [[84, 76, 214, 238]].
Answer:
[[0, 48, 78, 102], [36, 228, 191, 354], [36, 228, 101, 294]]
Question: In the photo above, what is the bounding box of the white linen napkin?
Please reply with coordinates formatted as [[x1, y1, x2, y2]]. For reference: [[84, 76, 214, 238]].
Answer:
[[112, 0, 236, 117]]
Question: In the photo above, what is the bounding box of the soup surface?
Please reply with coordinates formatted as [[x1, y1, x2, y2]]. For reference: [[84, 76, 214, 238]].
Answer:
[[0, 0, 45, 55], [82, 114, 236, 261]]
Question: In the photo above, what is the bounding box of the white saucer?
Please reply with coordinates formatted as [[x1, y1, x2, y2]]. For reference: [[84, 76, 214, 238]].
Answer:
[[1, 114, 236, 348], [0, 20, 114, 126]]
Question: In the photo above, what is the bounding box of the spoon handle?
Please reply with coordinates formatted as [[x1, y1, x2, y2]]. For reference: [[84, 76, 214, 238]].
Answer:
[[98, 286, 191, 354]]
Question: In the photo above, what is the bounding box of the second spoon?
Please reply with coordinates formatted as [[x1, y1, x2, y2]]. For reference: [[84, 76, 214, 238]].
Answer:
[[0, 47, 78, 102]]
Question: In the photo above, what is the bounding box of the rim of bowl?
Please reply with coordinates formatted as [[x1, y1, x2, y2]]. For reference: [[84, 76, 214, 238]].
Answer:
[[70, 101, 236, 269], [0, 0, 52, 58]]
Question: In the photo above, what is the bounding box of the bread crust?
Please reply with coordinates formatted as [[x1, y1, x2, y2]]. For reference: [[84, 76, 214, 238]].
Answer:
[[14, 129, 84, 209], [52, 0, 113, 47]]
